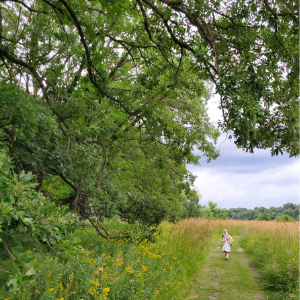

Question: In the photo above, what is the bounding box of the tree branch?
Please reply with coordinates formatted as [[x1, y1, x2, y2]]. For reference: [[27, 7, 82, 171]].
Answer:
[[2, 238, 16, 260], [5, 0, 51, 14]]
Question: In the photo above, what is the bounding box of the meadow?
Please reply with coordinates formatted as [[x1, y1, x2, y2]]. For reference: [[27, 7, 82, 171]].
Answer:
[[0, 219, 298, 299]]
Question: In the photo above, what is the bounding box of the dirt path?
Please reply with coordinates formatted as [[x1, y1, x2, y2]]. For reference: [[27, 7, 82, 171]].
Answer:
[[188, 232, 266, 300]]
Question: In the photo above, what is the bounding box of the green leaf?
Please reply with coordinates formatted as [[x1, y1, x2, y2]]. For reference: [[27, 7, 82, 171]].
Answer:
[[25, 267, 36, 276]]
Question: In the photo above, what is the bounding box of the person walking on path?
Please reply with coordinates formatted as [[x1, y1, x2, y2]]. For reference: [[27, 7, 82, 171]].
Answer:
[[221, 229, 233, 260]]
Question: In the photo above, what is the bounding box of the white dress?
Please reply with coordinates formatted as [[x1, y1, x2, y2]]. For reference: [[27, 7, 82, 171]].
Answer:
[[222, 234, 231, 253]]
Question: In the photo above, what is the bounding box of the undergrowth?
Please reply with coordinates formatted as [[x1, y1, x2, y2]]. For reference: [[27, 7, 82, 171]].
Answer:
[[0, 219, 214, 300]]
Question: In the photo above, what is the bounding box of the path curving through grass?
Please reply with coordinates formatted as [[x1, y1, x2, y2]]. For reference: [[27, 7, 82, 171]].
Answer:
[[188, 231, 266, 300]]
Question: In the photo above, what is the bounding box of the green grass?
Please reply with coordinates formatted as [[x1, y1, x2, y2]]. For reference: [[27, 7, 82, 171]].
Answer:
[[239, 221, 299, 299], [156, 219, 215, 300], [188, 227, 266, 300]]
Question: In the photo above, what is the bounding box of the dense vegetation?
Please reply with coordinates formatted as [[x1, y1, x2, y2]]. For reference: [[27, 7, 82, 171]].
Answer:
[[0, 0, 299, 298], [1, 0, 299, 232]]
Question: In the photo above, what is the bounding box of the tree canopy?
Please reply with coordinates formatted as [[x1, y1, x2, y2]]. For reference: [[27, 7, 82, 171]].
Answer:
[[0, 0, 298, 235]]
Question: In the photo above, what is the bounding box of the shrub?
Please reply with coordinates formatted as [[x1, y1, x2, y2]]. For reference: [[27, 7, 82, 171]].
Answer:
[[276, 214, 294, 222]]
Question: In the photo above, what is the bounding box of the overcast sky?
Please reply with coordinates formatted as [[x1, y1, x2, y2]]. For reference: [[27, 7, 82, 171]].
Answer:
[[186, 95, 299, 209]]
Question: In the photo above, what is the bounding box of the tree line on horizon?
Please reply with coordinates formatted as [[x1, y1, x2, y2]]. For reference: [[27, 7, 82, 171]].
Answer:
[[180, 197, 299, 221], [227, 202, 299, 221]]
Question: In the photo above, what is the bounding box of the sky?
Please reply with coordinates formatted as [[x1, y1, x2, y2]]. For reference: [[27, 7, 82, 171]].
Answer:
[[186, 95, 300, 209]]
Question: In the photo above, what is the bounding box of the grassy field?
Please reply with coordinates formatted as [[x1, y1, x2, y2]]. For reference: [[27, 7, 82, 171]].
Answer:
[[189, 234, 266, 300], [0, 219, 298, 299], [239, 220, 299, 299], [213, 220, 299, 299]]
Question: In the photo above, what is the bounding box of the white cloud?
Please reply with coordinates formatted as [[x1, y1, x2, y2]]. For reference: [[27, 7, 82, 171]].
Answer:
[[189, 93, 300, 209], [188, 156, 299, 209]]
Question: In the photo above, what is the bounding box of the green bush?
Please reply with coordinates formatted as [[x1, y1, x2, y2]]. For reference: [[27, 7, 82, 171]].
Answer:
[[0, 150, 80, 296], [276, 214, 294, 222]]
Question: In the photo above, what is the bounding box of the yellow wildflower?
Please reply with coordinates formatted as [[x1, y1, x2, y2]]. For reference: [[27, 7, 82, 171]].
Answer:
[[141, 266, 148, 272], [102, 287, 110, 300], [88, 288, 95, 296], [48, 288, 54, 292], [32, 248, 36, 251], [35, 290, 40, 294], [103, 271, 108, 280], [116, 258, 123, 266], [27, 250, 32, 254], [129, 279, 134, 283], [90, 279, 101, 286]]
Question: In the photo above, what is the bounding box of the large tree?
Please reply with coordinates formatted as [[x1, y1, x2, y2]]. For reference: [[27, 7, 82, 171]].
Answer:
[[0, 0, 298, 235]]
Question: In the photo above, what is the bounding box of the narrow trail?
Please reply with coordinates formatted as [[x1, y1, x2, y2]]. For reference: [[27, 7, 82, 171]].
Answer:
[[188, 232, 266, 300]]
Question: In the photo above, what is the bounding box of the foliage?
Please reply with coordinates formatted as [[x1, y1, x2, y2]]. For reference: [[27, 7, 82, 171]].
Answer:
[[276, 214, 295, 222], [0, 0, 298, 236], [0, 221, 214, 300], [256, 212, 271, 221], [227, 203, 299, 221], [0, 0, 221, 232], [206, 201, 228, 219], [179, 189, 203, 218], [179, 197, 229, 220], [0, 150, 81, 289]]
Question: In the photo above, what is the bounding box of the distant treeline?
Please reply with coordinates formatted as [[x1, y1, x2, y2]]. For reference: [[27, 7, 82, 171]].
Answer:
[[180, 196, 299, 221], [227, 203, 299, 221]]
